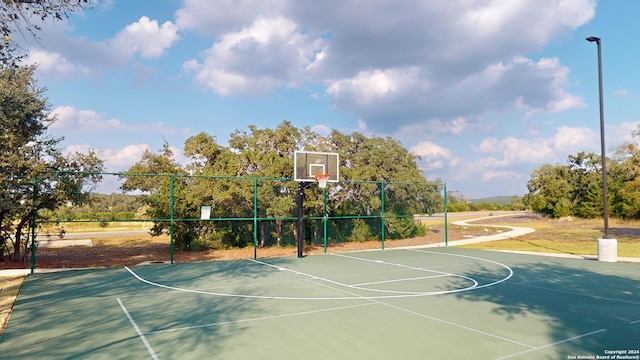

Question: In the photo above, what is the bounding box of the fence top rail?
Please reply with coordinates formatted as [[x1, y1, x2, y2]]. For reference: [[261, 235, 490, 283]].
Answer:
[[38, 171, 444, 187]]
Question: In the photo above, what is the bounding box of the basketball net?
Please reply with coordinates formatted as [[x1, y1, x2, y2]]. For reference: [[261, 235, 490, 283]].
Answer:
[[314, 174, 330, 189]]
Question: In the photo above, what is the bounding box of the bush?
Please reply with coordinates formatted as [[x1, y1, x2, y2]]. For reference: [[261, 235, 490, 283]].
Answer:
[[349, 219, 374, 242], [447, 202, 470, 212], [188, 237, 216, 251]]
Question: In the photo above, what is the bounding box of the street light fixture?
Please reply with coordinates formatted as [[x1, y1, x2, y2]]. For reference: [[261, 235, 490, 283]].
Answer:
[[586, 36, 617, 261]]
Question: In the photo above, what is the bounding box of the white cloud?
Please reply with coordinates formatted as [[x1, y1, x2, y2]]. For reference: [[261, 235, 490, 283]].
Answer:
[[100, 144, 151, 168], [50, 106, 123, 130], [613, 89, 630, 97], [326, 67, 425, 106], [64, 144, 187, 172], [23, 49, 90, 79], [174, 0, 595, 133], [410, 141, 455, 170], [19, 16, 179, 80], [609, 121, 640, 144], [480, 170, 523, 182], [324, 55, 585, 133], [184, 16, 326, 96], [552, 126, 597, 151], [311, 124, 331, 136], [63, 144, 149, 169], [175, 0, 284, 35], [50, 106, 190, 135], [112, 16, 180, 59], [410, 141, 452, 159], [431, 125, 598, 195], [475, 126, 597, 167]]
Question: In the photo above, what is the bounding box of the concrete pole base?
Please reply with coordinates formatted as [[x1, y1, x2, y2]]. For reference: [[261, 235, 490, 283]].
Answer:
[[597, 238, 617, 262]]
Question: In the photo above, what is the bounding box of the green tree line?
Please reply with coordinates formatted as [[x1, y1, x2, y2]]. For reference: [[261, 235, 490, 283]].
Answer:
[[525, 127, 640, 219], [120, 123, 444, 250]]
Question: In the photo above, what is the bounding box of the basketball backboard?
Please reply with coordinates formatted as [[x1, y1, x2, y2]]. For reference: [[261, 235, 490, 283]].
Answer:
[[294, 151, 339, 183]]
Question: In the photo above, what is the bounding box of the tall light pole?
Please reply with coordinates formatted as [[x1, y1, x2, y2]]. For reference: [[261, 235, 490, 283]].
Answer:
[[586, 36, 609, 239]]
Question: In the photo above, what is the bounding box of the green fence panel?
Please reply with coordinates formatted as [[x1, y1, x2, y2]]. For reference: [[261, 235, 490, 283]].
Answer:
[[29, 172, 446, 271]]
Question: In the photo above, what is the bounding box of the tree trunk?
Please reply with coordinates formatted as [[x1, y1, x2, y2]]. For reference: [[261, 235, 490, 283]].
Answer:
[[259, 222, 266, 247], [14, 211, 32, 262], [275, 220, 283, 247]]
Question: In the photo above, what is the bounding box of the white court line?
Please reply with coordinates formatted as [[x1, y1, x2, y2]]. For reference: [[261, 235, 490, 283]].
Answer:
[[341, 250, 514, 291], [351, 274, 448, 287], [143, 303, 374, 335], [125, 250, 512, 300], [630, 319, 640, 325], [248, 257, 480, 295], [127, 265, 444, 300], [117, 298, 160, 360], [494, 328, 607, 360]]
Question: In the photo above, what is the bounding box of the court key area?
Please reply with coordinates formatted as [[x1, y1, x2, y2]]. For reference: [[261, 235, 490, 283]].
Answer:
[[1, 248, 639, 359]]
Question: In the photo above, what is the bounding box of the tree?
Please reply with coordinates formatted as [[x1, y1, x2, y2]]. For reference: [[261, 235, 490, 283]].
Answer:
[[526, 152, 611, 219], [526, 124, 640, 220], [2, 0, 92, 67], [567, 152, 605, 218], [525, 164, 574, 217], [120, 143, 195, 248], [325, 131, 441, 238], [0, 66, 103, 261], [228, 121, 302, 246], [610, 129, 640, 219], [124, 122, 442, 250]]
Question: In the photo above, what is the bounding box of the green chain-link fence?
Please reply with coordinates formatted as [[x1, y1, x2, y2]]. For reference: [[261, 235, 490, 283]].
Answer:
[[29, 172, 447, 271]]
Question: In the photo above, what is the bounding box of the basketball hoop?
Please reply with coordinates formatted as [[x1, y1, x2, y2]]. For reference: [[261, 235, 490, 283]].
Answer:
[[314, 174, 331, 189]]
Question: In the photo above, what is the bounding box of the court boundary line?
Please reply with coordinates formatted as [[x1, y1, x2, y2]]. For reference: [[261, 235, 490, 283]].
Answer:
[[629, 319, 640, 325], [142, 303, 374, 335], [117, 298, 160, 360], [494, 328, 607, 360]]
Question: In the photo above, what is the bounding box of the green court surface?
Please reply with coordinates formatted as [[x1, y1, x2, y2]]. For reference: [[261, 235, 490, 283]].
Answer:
[[1, 248, 639, 359]]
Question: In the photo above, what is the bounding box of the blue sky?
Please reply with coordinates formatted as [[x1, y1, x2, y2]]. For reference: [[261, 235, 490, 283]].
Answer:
[[15, 0, 640, 198]]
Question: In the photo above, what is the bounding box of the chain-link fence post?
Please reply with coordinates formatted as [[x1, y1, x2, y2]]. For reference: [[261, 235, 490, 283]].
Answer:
[[170, 175, 175, 264], [30, 176, 39, 273], [381, 181, 385, 250], [444, 183, 448, 246], [253, 177, 258, 260], [322, 185, 327, 253]]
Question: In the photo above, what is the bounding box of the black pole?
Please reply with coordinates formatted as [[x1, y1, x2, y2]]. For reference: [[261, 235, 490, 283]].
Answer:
[[587, 36, 609, 238], [297, 182, 311, 258]]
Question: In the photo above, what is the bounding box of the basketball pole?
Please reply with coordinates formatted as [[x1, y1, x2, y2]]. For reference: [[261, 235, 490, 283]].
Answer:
[[297, 181, 312, 258]]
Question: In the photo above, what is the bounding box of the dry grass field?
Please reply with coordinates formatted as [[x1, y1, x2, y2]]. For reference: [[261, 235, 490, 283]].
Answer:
[[459, 212, 640, 257]]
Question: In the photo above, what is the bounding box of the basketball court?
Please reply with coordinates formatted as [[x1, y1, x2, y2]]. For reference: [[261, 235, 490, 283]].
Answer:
[[1, 247, 639, 359]]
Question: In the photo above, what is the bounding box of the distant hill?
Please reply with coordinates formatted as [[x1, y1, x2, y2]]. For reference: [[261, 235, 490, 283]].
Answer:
[[469, 196, 518, 205]]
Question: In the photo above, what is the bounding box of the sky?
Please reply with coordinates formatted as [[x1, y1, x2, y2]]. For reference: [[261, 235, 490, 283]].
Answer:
[[13, 0, 640, 199]]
